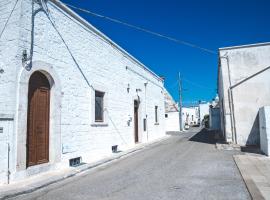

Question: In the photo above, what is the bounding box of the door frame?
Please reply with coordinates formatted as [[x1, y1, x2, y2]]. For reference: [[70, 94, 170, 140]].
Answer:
[[134, 100, 139, 143], [15, 61, 62, 173], [26, 71, 51, 167]]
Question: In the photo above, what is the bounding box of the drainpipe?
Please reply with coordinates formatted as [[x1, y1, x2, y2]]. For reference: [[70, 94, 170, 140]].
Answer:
[[7, 142, 10, 184], [220, 54, 237, 144], [144, 82, 148, 141]]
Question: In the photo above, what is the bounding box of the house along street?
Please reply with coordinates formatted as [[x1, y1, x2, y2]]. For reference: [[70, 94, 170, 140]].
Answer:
[[10, 128, 250, 200]]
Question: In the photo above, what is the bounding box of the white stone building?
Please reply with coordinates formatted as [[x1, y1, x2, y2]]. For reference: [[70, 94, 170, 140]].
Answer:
[[209, 96, 221, 131], [218, 42, 270, 145], [198, 102, 210, 125], [164, 89, 180, 132], [0, 0, 166, 184], [182, 107, 199, 126]]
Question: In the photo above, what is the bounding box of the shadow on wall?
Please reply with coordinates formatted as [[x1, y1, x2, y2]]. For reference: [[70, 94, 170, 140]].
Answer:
[[245, 112, 260, 146]]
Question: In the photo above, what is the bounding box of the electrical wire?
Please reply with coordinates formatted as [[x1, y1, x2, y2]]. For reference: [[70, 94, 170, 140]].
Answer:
[[62, 2, 217, 55], [44, 3, 129, 145], [182, 78, 215, 90], [0, 0, 20, 40]]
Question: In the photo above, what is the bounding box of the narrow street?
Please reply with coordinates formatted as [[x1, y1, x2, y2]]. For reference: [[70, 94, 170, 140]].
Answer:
[[11, 128, 250, 200]]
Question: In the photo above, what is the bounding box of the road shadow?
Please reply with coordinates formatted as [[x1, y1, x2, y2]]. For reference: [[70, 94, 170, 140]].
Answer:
[[189, 128, 220, 144]]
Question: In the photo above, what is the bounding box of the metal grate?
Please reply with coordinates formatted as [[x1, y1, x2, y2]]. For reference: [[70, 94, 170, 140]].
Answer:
[[69, 157, 82, 167]]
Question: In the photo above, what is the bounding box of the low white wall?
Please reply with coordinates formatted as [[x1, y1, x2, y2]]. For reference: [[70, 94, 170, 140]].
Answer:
[[165, 112, 180, 132], [259, 106, 270, 156]]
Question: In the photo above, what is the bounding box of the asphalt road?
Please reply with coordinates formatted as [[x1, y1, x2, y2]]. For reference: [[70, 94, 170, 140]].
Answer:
[[11, 128, 250, 200]]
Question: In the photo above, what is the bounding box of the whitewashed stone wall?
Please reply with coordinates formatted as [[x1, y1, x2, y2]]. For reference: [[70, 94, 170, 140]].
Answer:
[[219, 43, 270, 145], [199, 103, 210, 124], [182, 107, 199, 125], [165, 112, 180, 132], [0, 0, 166, 184]]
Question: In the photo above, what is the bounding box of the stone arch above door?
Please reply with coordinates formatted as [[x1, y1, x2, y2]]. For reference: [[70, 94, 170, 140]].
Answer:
[[15, 61, 62, 172]]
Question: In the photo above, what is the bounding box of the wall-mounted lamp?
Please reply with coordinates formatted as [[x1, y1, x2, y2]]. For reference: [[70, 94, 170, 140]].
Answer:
[[22, 50, 28, 63], [136, 88, 142, 92], [127, 83, 130, 93], [22, 50, 31, 70], [127, 115, 132, 126]]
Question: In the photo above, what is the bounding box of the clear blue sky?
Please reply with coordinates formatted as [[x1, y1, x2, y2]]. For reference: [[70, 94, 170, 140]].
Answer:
[[62, 0, 270, 105]]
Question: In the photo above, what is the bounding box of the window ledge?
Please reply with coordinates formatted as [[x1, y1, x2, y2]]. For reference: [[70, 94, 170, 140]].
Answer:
[[91, 123, 108, 127], [154, 122, 159, 125]]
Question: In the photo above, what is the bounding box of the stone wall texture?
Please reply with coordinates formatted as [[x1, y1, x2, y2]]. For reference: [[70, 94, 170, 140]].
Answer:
[[219, 43, 270, 145], [0, 0, 166, 184]]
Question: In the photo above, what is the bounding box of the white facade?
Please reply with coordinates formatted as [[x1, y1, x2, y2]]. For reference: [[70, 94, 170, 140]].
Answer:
[[164, 89, 180, 132], [198, 103, 210, 125], [0, 0, 166, 184], [165, 112, 180, 132], [182, 107, 199, 126], [218, 42, 270, 145]]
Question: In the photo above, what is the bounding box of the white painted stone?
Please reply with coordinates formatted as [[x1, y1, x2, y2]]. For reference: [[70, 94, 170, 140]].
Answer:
[[219, 43, 270, 145], [165, 112, 180, 132], [0, 0, 166, 184], [199, 103, 210, 124], [182, 107, 199, 126]]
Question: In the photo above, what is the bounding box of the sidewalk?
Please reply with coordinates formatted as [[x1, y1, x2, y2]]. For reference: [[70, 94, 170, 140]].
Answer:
[[0, 135, 171, 200], [234, 154, 270, 200]]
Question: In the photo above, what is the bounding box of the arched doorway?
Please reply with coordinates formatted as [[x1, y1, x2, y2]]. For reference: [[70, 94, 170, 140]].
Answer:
[[27, 71, 50, 167]]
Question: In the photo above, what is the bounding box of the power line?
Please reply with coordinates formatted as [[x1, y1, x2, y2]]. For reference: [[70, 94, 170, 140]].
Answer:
[[62, 2, 217, 55], [182, 78, 215, 90], [0, 0, 20, 40], [45, 4, 129, 145]]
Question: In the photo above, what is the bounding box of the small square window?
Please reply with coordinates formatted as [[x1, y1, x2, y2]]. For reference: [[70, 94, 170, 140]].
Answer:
[[95, 91, 104, 122]]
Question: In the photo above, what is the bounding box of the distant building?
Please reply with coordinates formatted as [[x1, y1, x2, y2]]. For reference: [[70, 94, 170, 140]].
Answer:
[[164, 89, 180, 132], [209, 96, 221, 131], [182, 107, 199, 126], [198, 102, 210, 125], [218, 42, 270, 145]]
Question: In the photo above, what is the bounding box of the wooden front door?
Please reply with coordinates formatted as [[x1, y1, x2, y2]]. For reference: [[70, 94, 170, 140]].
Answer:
[[134, 100, 139, 143], [27, 71, 50, 167]]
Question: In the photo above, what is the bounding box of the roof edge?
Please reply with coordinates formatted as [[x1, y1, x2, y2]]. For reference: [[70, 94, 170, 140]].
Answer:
[[219, 42, 270, 51], [49, 0, 163, 82]]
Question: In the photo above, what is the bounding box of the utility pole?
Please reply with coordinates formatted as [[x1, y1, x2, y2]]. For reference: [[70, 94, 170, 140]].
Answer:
[[178, 72, 183, 131]]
